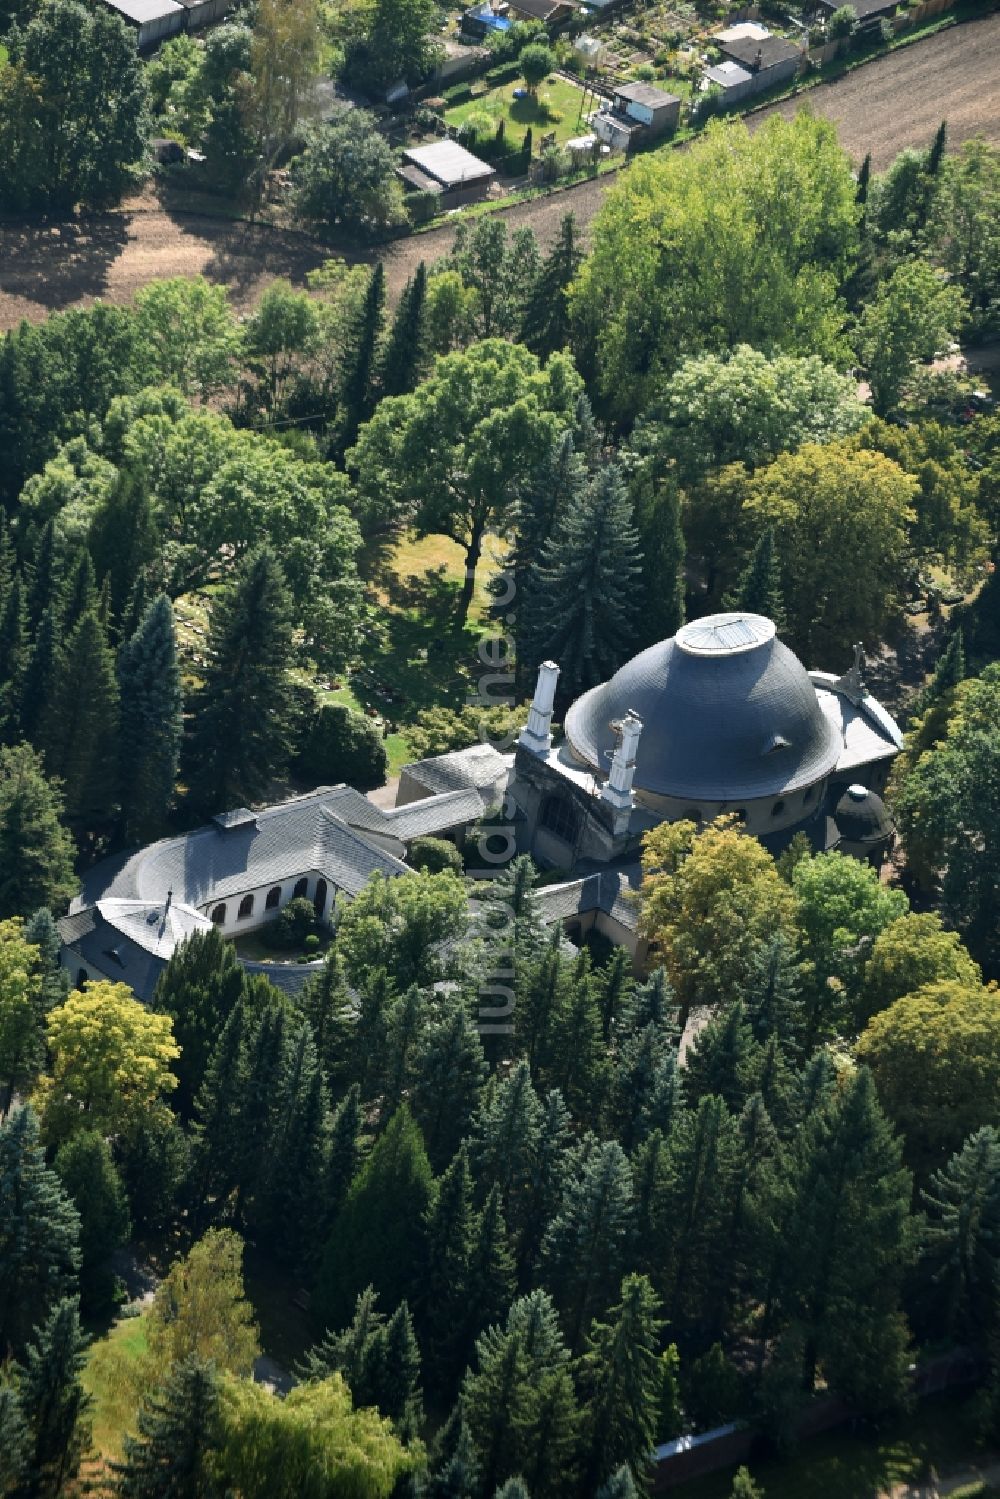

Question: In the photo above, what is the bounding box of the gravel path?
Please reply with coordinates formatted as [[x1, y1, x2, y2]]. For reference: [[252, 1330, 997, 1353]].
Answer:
[[0, 12, 998, 326]]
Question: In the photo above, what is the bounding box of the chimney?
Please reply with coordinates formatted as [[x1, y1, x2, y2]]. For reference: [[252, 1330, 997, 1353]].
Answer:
[[600, 710, 643, 834], [519, 661, 560, 755]]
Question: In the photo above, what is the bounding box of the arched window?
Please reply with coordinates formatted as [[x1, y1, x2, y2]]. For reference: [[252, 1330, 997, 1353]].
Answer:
[[211, 903, 227, 925], [771, 800, 785, 818], [265, 885, 281, 910], [731, 808, 747, 824], [538, 794, 579, 846], [803, 785, 814, 803], [293, 877, 309, 899], [76, 969, 88, 990], [314, 878, 328, 917], [682, 808, 703, 826], [238, 893, 254, 920]]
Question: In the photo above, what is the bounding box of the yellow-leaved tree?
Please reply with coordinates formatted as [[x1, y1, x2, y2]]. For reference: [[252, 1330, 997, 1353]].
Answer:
[[639, 816, 798, 1018], [38, 980, 179, 1145]]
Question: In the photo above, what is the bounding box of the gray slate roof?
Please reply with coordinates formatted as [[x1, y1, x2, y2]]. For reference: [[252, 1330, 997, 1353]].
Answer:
[[74, 788, 411, 912], [58, 907, 172, 1003], [718, 33, 801, 67], [615, 81, 681, 108], [535, 867, 641, 932], [331, 784, 488, 840], [402, 743, 510, 798], [564, 613, 844, 802]]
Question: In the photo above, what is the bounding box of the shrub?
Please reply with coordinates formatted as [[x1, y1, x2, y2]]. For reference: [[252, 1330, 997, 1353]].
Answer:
[[633, 61, 656, 80], [270, 898, 318, 950], [297, 702, 387, 792], [828, 4, 859, 37], [409, 836, 464, 875]]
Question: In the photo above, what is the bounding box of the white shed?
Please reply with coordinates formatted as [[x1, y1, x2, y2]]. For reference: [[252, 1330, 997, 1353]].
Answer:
[[101, 0, 186, 46]]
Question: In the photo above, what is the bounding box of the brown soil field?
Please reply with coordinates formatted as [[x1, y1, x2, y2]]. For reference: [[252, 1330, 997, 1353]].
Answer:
[[0, 11, 998, 327]]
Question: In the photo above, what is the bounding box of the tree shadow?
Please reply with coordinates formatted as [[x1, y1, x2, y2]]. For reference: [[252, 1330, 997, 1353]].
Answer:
[[0, 211, 131, 311]]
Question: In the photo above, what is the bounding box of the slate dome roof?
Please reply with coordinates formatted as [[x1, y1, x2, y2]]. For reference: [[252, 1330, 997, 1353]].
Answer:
[[563, 612, 843, 802], [834, 783, 894, 845]]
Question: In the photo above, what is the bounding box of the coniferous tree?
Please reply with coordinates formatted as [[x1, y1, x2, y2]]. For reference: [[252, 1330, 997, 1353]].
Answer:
[[915, 626, 965, 713], [62, 549, 98, 635], [596, 1467, 640, 1499], [424, 1414, 480, 1499], [632, 471, 685, 649], [43, 607, 120, 826], [18, 1296, 91, 1496], [526, 464, 642, 700], [461, 1290, 579, 1499], [256, 1023, 329, 1267], [516, 1088, 572, 1285], [653, 1095, 740, 1339], [233, 998, 289, 1220], [927, 119, 947, 177], [89, 467, 159, 631], [742, 932, 804, 1046], [608, 1023, 679, 1154], [0, 575, 28, 741], [516, 925, 568, 1077], [468, 1061, 544, 1250], [421, 1144, 477, 1386], [856, 152, 872, 206], [683, 1002, 758, 1114], [154, 927, 246, 1118], [779, 1068, 913, 1411], [549, 950, 607, 1120], [579, 1274, 664, 1492], [412, 1000, 487, 1174], [25, 520, 60, 633], [315, 1106, 433, 1332], [541, 1140, 635, 1353], [53, 1130, 130, 1311], [367, 1300, 424, 1441], [298, 1284, 385, 1387], [919, 1126, 1000, 1346], [188, 1000, 252, 1211], [383, 984, 423, 1111], [0, 745, 77, 921], [23, 907, 69, 1012], [17, 605, 63, 756], [186, 549, 298, 813], [465, 1184, 516, 1355], [520, 213, 583, 360], [117, 594, 183, 842], [0, 1107, 80, 1358], [631, 968, 678, 1033], [381, 263, 428, 398], [494, 1481, 530, 1499], [300, 951, 355, 1095], [0, 1383, 29, 1496], [336, 262, 386, 456], [110, 1354, 221, 1499], [325, 1083, 363, 1230], [726, 528, 785, 629], [597, 947, 634, 1045]]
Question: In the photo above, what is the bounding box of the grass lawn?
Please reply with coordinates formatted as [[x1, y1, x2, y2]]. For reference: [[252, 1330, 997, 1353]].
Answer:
[[82, 1313, 152, 1462], [669, 1391, 993, 1499], [445, 73, 592, 147]]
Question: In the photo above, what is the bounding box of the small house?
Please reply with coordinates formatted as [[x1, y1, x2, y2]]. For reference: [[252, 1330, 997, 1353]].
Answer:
[[702, 58, 755, 104], [816, 0, 898, 31], [594, 80, 681, 151], [714, 30, 802, 94], [398, 140, 495, 209], [506, 0, 577, 24], [460, 0, 513, 40], [100, 0, 185, 47], [175, 0, 229, 29]]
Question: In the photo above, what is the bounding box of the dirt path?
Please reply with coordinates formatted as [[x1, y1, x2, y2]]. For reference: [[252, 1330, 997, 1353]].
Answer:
[[1, 11, 998, 326]]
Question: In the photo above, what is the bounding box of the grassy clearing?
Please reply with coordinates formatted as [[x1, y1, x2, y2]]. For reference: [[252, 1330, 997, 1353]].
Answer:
[[669, 1390, 991, 1499], [445, 73, 591, 146], [82, 1313, 152, 1462]]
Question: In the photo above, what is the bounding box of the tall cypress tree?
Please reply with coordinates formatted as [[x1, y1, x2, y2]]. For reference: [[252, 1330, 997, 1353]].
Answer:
[[366, 1300, 424, 1441], [255, 1022, 330, 1268], [683, 1001, 758, 1114], [926, 119, 947, 176], [110, 1354, 221, 1499], [517, 1088, 572, 1285], [468, 1061, 544, 1248], [0, 1107, 80, 1358], [186, 549, 298, 814], [188, 1000, 252, 1211], [18, 1296, 91, 1495], [117, 594, 183, 843], [632, 471, 685, 649], [380, 263, 428, 398], [520, 213, 583, 360], [43, 607, 120, 827], [88, 467, 159, 632], [465, 1183, 515, 1356], [527, 464, 642, 701], [0, 575, 27, 743], [325, 1083, 363, 1230], [336, 262, 386, 457], [62, 549, 98, 635], [300, 951, 355, 1095], [726, 528, 785, 629]]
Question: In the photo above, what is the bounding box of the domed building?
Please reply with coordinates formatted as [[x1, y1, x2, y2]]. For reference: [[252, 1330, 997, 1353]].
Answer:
[[509, 612, 903, 873]]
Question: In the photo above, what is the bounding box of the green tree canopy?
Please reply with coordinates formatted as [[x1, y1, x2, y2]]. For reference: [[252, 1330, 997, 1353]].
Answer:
[[292, 109, 406, 237], [856, 258, 967, 416], [347, 339, 583, 618], [0, 0, 148, 211], [572, 113, 859, 423]]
